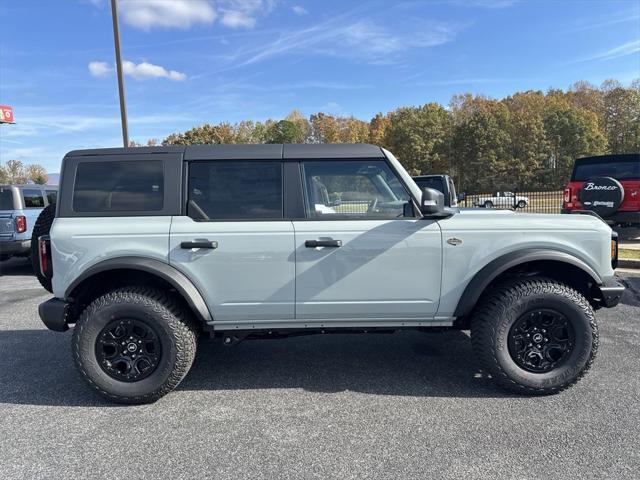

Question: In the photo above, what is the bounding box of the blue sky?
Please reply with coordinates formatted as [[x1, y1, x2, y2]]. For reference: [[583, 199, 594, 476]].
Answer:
[[0, 0, 639, 173]]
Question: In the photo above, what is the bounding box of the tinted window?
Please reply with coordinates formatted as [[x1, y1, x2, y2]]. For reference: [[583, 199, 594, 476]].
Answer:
[[302, 160, 412, 219], [414, 177, 444, 195], [188, 161, 282, 220], [46, 190, 57, 205], [23, 189, 45, 208], [0, 188, 13, 210], [573, 159, 640, 181], [73, 161, 163, 212]]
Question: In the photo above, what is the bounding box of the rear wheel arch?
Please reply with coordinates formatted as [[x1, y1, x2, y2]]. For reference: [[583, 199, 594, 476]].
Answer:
[[65, 257, 212, 325], [453, 249, 602, 324]]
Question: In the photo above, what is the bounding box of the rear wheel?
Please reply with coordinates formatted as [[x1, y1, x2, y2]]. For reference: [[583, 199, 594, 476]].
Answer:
[[471, 277, 597, 395], [30, 204, 56, 292], [72, 287, 198, 404]]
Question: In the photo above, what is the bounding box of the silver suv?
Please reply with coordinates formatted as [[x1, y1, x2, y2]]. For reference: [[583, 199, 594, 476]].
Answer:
[[37, 144, 624, 403]]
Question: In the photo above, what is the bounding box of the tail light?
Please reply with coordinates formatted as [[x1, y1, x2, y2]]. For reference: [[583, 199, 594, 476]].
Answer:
[[39, 235, 52, 278], [15, 215, 27, 233], [563, 188, 571, 203], [611, 232, 619, 269]]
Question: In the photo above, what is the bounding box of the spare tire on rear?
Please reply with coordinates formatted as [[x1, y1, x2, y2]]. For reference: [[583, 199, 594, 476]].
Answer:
[[30, 204, 56, 293], [578, 176, 624, 218]]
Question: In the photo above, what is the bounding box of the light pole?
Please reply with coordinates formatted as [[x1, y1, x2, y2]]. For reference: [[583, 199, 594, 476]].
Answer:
[[111, 0, 129, 147]]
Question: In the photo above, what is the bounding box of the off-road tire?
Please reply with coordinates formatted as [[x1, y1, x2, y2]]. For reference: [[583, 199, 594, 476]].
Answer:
[[471, 277, 598, 395], [484, 201, 493, 208], [30, 204, 56, 292], [72, 287, 198, 404]]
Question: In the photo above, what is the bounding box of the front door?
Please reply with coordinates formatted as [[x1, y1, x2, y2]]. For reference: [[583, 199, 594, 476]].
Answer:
[[294, 160, 442, 322], [170, 160, 295, 325]]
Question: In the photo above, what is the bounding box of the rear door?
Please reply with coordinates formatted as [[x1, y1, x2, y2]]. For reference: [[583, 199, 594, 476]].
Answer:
[[293, 159, 442, 322], [169, 160, 296, 325]]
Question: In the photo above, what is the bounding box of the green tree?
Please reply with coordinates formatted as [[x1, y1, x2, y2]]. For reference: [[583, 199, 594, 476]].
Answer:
[[601, 79, 640, 153], [26, 164, 48, 184], [384, 103, 450, 176], [265, 120, 305, 143], [2, 160, 28, 184]]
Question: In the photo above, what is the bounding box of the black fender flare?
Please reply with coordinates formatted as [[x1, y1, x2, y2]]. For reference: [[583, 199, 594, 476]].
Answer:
[[453, 249, 602, 318], [65, 257, 212, 323]]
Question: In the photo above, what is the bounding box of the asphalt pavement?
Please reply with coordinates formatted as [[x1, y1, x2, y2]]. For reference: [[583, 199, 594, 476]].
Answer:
[[1, 257, 639, 479]]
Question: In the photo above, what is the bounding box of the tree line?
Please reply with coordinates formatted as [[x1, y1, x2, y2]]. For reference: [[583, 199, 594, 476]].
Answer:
[[0, 160, 49, 185], [154, 79, 639, 193]]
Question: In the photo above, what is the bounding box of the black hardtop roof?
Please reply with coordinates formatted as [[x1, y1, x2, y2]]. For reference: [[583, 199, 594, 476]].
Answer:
[[64, 143, 385, 160]]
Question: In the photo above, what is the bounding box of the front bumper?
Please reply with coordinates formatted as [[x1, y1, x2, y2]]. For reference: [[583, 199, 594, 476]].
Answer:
[[595, 277, 625, 308], [38, 298, 71, 332], [0, 239, 30, 255]]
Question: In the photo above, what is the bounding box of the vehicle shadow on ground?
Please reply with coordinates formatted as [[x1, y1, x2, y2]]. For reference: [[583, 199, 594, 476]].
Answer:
[[0, 328, 516, 407], [0, 258, 34, 277]]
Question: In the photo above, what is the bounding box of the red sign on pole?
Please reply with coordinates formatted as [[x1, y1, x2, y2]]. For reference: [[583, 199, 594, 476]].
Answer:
[[0, 105, 14, 124]]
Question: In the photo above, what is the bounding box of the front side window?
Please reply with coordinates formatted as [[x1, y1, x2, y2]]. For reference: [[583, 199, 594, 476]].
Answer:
[[73, 161, 163, 212], [188, 161, 283, 220], [46, 190, 57, 205], [302, 160, 413, 219], [22, 189, 45, 208]]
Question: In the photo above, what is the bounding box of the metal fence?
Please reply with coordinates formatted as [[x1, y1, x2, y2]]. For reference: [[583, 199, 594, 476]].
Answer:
[[458, 190, 564, 214]]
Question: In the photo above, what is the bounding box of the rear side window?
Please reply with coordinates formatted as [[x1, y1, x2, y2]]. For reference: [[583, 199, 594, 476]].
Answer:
[[0, 188, 13, 210], [73, 161, 163, 212], [22, 189, 45, 208], [188, 161, 282, 220], [46, 190, 57, 205]]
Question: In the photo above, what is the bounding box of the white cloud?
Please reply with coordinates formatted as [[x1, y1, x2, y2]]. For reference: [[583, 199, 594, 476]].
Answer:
[[122, 61, 187, 81], [577, 40, 640, 63], [221, 10, 256, 28], [88, 60, 187, 81], [238, 18, 461, 66], [292, 5, 308, 15], [88, 61, 111, 77], [118, 0, 216, 30]]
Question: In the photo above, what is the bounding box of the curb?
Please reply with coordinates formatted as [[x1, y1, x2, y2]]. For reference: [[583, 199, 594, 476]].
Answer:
[[618, 258, 640, 269]]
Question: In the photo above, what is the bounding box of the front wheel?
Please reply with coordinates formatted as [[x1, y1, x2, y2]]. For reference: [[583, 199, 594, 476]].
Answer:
[[72, 287, 198, 404], [471, 277, 597, 395], [517, 200, 527, 208], [483, 201, 494, 208]]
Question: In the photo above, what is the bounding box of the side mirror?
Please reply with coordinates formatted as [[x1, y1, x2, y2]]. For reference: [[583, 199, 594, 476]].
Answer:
[[420, 187, 445, 216]]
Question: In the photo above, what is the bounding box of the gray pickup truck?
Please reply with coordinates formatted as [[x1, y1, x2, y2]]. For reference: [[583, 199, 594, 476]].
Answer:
[[36, 144, 624, 403]]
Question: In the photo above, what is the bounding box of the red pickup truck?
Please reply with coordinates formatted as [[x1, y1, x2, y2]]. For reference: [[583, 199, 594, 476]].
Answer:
[[562, 153, 639, 226]]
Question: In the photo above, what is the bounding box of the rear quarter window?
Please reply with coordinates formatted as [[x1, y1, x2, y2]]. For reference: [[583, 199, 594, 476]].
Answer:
[[573, 156, 640, 181], [0, 188, 13, 210], [73, 161, 164, 212], [22, 189, 45, 208]]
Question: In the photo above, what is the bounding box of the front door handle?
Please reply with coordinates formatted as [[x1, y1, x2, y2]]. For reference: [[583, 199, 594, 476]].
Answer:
[[180, 240, 218, 249], [305, 239, 342, 248]]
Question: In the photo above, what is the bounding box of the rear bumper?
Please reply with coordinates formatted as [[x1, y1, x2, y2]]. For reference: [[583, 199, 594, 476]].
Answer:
[[38, 298, 71, 332], [595, 277, 625, 308], [0, 239, 30, 255]]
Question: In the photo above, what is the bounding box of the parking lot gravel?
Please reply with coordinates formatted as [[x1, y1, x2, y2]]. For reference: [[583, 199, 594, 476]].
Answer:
[[1, 257, 639, 479]]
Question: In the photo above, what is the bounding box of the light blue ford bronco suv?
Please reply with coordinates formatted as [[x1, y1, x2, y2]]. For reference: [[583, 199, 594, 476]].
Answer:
[[36, 144, 624, 403]]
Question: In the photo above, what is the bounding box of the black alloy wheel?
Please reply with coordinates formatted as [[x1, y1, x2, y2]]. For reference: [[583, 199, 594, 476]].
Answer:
[[95, 318, 162, 382], [507, 308, 575, 373]]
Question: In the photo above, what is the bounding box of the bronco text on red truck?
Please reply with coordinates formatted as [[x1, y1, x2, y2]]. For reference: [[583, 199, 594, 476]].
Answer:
[[562, 153, 640, 226]]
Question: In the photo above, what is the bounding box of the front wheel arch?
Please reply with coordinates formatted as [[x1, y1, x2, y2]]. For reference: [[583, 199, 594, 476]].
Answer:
[[453, 250, 602, 323]]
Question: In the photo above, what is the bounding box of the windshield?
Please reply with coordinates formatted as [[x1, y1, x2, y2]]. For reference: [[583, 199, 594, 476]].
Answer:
[[573, 155, 639, 181]]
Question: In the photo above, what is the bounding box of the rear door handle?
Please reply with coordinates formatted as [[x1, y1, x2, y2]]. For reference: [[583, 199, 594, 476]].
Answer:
[[305, 239, 342, 248], [180, 240, 218, 249]]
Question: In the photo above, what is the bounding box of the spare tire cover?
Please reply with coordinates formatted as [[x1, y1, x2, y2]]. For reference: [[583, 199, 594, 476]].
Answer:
[[578, 176, 624, 217]]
